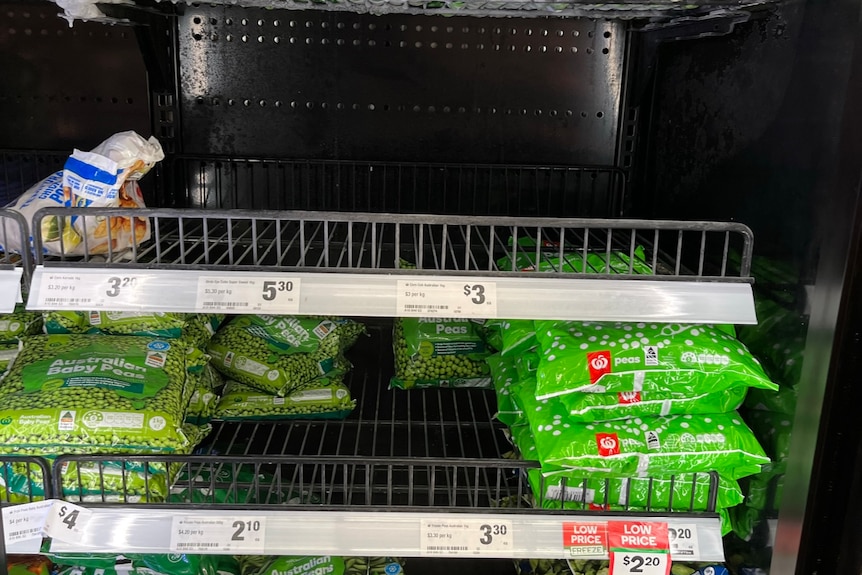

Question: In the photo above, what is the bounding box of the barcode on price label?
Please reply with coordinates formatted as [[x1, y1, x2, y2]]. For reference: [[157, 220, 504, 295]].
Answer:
[[3, 500, 55, 548], [396, 280, 498, 318], [420, 518, 513, 557], [170, 516, 267, 553]]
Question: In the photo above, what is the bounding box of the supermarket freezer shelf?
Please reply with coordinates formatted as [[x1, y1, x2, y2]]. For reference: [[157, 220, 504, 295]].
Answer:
[[25, 208, 757, 322], [42, 507, 725, 560], [26, 266, 757, 323]]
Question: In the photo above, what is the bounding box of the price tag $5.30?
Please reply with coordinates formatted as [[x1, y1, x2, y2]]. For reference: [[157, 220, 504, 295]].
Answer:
[[43, 502, 92, 544]]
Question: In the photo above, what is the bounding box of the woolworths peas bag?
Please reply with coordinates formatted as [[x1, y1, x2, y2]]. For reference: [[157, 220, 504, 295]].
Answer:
[[509, 424, 743, 512], [488, 354, 522, 427], [0, 342, 18, 374], [391, 318, 491, 389], [0, 334, 208, 455], [214, 378, 355, 421], [515, 381, 769, 479], [534, 322, 776, 400], [500, 320, 538, 358], [45, 312, 224, 349], [208, 316, 364, 396], [239, 556, 404, 575], [559, 386, 747, 423]]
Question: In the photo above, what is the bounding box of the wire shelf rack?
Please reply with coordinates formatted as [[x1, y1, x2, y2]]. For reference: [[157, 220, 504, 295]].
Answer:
[[179, 157, 625, 218], [31, 208, 754, 282], [0, 150, 68, 207], [0, 209, 32, 284]]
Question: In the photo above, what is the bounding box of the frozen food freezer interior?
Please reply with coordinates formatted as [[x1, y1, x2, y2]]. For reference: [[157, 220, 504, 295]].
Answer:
[[0, 0, 861, 574]]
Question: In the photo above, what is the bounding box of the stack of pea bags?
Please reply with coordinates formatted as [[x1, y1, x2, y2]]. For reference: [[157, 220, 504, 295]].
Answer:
[[208, 315, 364, 421], [487, 243, 778, 535], [729, 265, 803, 545], [0, 311, 226, 503]]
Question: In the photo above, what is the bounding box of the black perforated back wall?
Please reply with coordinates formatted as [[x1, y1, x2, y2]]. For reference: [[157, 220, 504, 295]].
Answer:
[[179, 9, 624, 164]]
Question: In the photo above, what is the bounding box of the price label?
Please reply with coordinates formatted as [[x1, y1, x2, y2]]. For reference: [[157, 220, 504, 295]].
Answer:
[[170, 516, 267, 553], [562, 522, 608, 557], [196, 277, 301, 313], [34, 272, 146, 309], [2, 500, 54, 548], [420, 518, 513, 556], [608, 521, 670, 575], [667, 524, 699, 558], [0, 268, 24, 313], [43, 501, 92, 544], [396, 280, 497, 318]]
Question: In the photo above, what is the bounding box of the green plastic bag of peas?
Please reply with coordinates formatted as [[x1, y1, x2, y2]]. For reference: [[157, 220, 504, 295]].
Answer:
[[208, 316, 365, 396], [214, 378, 355, 421], [497, 240, 654, 275], [488, 354, 523, 426], [559, 386, 747, 423], [534, 321, 777, 400], [0, 334, 209, 455], [509, 424, 743, 512], [0, 306, 42, 343], [186, 364, 223, 425], [391, 318, 491, 389], [239, 556, 405, 575], [515, 379, 769, 479], [44, 312, 224, 349], [51, 554, 219, 575]]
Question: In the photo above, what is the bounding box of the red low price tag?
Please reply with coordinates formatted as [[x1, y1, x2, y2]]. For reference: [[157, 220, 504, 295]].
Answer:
[[562, 522, 608, 557], [608, 521, 670, 575]]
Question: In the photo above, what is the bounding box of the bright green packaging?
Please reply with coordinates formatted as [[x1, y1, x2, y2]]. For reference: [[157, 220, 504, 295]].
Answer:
[[510, 424, 743, 513], [214, 378, 355, 420], [44, 312, 224, 348], [239, 556, 404, 575], [515, 350, 541, 380], [487, 354, 522, 427], [498, 241, 653, 275], [480, 319, 504, 352], [208, 316, 364, 396], [0, 342, 18, 375], [559, 386, 747, 423], [499, 320, 538, 358], [391, 318, 491, 389], [515, 380, 769, 479], [0, 334, 209, 455], [0, 307, 42, 343], [51, 554, 219, 575], [534, 321, 777, 400], [186, 364, 223, 425]]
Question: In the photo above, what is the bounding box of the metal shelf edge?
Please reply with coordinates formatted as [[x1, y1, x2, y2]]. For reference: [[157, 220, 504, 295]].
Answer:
[[45, 508, 725, 560], [27, 266, 757, 324]]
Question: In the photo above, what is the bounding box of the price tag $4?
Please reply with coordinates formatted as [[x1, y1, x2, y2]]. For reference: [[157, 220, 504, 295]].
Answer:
[[43, 502, 92, 544]]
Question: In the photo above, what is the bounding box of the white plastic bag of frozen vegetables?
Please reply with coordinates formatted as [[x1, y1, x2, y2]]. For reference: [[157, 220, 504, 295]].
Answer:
[[2, 131, 163, 256], [391, 317, 492, 389]]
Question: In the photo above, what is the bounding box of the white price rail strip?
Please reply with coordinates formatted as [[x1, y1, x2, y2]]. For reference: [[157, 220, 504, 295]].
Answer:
[[44, 509, 725, 561], [0, 268, 23, 313], [28, 266, 756, 324]]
